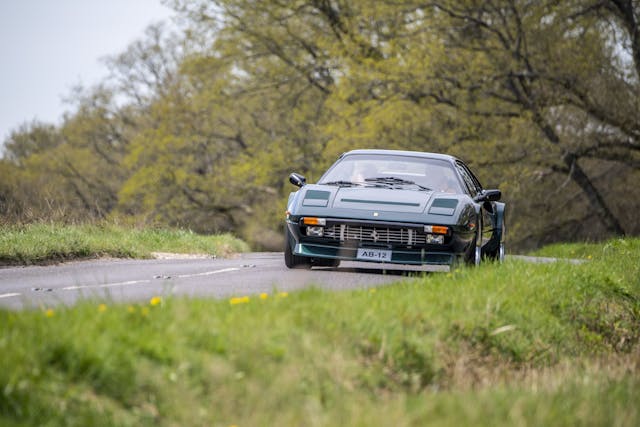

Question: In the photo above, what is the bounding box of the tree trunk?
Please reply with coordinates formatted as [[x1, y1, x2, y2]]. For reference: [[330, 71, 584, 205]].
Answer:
[[561, 152, 626, 235], [609, 0, 640, 81], [536, 116, 626, 235]]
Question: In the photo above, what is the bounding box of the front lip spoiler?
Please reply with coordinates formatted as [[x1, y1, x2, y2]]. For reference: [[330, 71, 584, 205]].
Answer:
[[293, 242, 456, 266]]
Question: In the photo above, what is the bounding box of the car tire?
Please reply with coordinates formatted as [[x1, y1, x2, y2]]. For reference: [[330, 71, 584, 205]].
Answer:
[[464, 217, 482, 267], [464, 237, 482, 266], [485, 222, 505, 263], [497, 242, 505, 262], [284, 228, 311, 269], [473, 244, 482, 266]]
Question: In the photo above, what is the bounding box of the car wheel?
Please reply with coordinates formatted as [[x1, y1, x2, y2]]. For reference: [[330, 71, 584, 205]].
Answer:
[[284, 228, 310, 269], [464, 217, 482, 267], [497, 242, 505, 263], [473, 244, 482, 266], [464, 237, 482, 266], [485, 241, 506, 262], [485, 221, 505, 263]]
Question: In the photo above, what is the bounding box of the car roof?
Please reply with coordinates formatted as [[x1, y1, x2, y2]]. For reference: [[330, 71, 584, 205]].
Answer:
[[341, 149, 461, 163]]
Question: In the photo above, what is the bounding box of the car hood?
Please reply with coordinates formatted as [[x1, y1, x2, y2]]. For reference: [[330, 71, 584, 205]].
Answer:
[[293, 184, 465, 223], [331, 187, 433, 213]]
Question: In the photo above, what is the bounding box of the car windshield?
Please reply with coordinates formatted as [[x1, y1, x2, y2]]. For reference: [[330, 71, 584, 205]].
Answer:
[[319, 154, 463, 193]]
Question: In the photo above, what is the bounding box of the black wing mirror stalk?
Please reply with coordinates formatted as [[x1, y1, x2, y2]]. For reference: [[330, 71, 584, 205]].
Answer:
[[474, 189, 501, 203], [289, 173, 306, 188]]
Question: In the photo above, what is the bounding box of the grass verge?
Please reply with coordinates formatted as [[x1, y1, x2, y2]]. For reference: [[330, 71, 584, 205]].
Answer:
[[0, 238, 638, 426], [0, 223, 250, 265]]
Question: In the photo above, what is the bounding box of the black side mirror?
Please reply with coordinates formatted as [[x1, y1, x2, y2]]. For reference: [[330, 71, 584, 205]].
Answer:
[[474, 189, 501, 203], [289, 173, 306, 188]]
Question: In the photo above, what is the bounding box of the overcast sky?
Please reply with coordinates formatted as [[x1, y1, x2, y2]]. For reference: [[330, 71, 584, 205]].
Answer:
[[0, 0, 175, 144]]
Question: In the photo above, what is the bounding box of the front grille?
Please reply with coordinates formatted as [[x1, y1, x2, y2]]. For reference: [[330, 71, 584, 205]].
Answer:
[[322, 224, 428, 246]]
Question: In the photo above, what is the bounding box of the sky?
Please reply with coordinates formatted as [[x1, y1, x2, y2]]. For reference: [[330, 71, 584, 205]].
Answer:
[[0, 0, 175, 145]]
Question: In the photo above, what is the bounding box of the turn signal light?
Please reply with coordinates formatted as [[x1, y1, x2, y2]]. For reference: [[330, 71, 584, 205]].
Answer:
[[302, 217, 326, 226], [424, 225, 449, 235]]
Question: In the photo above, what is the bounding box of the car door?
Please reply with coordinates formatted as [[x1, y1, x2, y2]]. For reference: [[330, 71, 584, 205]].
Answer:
[[455, 161, 497, 246]]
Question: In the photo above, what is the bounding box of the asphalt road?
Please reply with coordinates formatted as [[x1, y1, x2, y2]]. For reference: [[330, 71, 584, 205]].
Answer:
[[0, 253, 449, 310], [0, 253, 584, 310]]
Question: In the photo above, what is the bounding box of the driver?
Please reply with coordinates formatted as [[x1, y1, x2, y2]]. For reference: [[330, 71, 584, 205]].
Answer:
[[351, 162, 378, 183]]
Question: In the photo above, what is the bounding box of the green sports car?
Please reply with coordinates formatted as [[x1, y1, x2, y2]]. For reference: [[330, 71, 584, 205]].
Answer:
[[284, 149, 505, 269]]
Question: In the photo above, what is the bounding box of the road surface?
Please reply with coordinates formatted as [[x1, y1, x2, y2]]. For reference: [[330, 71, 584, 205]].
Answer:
[[0, 253, 448, 310], [0, 253, 583, 310]]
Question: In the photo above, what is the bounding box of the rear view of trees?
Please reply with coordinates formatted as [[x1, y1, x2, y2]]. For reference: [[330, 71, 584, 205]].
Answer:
[[1, 0, 638, 250]]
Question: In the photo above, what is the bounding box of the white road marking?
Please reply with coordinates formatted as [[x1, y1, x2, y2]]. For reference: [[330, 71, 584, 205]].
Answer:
[[0, 293, 21, 299], [177, 267, 240, 278], [62, 280, 150, 291], [60, 268, 240, 291]]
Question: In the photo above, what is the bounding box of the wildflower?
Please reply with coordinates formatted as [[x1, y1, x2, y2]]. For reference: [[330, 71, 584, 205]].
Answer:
[[259, 293, 268, 300], [278, 292, 288, 298], [98, 304, 107, 313], [150, 296, 162, 306], [141, 307, 150, 317], [230, 296, 250, 305], [127, 305, 136, 313], [369, 288, 376, 294], [45, 308, 55, 318], [587, 255, 593, 260]]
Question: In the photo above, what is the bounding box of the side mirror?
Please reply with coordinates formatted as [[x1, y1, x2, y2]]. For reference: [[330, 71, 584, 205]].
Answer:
[[289, 173, 306, 188], [474, 189, 501, 203]]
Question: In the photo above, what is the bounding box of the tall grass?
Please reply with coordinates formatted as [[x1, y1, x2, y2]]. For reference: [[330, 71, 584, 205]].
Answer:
[[0, 223, 250, 265], [0, 238, 638, 426]]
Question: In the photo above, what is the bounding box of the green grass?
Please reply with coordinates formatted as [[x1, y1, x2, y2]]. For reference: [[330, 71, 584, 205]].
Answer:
[[0, 223, 250, 265], [529, 239, 616, 260], [1, 238, 639, 426]]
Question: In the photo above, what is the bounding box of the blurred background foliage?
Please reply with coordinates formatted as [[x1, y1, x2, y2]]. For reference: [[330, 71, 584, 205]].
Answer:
[[1, 0, 639, 251]]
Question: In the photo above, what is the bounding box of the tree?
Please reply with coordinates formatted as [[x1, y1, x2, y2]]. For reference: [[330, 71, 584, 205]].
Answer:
[[424, 0, 639, 237], [3, 121, 61, 165], [2, 0, 638, 249]]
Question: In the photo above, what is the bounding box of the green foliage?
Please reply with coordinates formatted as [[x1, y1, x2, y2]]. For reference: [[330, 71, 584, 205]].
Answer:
[[0, 223, 249, 265], [2, 1, 639, 250], [1, 238, 639, 425]]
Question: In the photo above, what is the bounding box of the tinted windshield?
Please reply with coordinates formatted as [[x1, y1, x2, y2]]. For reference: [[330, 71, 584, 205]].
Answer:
[[318, 154, 463, 193]]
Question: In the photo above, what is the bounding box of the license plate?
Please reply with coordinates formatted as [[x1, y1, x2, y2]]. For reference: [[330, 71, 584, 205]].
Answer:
[[357, 248, 392, 261]]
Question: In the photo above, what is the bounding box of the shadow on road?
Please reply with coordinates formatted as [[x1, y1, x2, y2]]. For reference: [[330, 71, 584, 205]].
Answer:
[[312, 264, 442, 276]]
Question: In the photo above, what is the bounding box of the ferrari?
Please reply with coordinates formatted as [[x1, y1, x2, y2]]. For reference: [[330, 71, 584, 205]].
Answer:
[[284, 149, 505, 269]]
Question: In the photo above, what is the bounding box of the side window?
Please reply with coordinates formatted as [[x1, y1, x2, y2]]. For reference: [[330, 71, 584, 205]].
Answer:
[[464, 163, 484, 193], [455, 162, 482, 196]]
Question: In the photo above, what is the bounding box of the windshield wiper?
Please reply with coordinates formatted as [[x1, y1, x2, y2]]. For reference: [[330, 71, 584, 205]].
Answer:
[[321, 180, 361, 187], [364, 177, 431, 191]]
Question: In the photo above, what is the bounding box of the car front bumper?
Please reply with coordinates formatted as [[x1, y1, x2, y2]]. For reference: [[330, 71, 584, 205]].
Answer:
[[293, 241, 456, 265], [286, 217, 474, 266]]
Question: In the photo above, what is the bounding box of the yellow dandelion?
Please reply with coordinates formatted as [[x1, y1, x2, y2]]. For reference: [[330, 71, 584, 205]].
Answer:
[[150, 296, 162, 306], [278, 292, 288, 298], [45, 308, 55, 318], [259, 293, 268, 300], [369, 288, 376, 293], [230, 296, 250, 305], [141, 307, 150, 317], [98, 303, 107, 313], [127, 305, 136, 313], [587, 255, 593, 260]]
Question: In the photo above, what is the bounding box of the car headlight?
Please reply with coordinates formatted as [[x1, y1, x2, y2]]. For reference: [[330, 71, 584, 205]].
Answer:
[[306, 226, 324, 237], [425, 234, 444, 244]]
